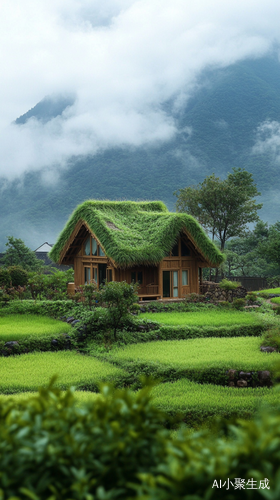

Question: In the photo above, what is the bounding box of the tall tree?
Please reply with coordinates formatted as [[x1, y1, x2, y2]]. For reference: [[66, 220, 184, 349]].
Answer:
[[1, 236, 45, 272], [175, 168, 262, 250]]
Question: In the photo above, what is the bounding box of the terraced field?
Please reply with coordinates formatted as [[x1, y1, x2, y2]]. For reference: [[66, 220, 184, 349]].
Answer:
[[140, 310, 261, 327], [0, 314, 71, 341]]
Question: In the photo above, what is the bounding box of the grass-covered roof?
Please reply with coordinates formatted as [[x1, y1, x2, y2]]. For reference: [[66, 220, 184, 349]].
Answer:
[[49, 200, 224, 267]]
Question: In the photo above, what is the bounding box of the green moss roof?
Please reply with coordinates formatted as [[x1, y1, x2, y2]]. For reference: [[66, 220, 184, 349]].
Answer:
[[49, 200, 224, 267]]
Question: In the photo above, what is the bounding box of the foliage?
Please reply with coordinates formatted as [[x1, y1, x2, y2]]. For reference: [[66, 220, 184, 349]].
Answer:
[[27, 268, 74, 301], [94, 281, 139, 340], [219, 278, 241, 290], [232, 298, 246, 310], [0, 268, 11, 287], [0, 352, 128, 394], [49, 200, 224, 267], [0, 236, 45, 271], [6, 265, 28, 286], [261, 327, 280, 350], [174, 168, 262, 250], [0, 299, 82, 319], [1, 378, 280, 499]]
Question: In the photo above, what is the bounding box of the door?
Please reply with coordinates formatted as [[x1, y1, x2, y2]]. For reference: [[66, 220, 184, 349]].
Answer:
[[162, 270, 179, 298], [99, 263, 107, 286]]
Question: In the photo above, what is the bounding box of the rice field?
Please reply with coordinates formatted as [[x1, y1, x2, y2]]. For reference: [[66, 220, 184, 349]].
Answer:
[[109, 337, 279, 371], [0, 314, 71, 341], [0, 351, 126, 394], [151, 379, 279, 417], [140, 310, 260, 327], [271, 297, 280, 304]]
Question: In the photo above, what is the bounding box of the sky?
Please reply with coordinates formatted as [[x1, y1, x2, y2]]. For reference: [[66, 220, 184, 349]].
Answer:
[[1, 0, 280, 182]]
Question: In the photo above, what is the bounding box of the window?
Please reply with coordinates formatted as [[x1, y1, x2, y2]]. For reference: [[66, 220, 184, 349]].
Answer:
[[84, 267, 91, 284], [137, 271, 143, 284], [92, 238, 97, 256], [171, 242, 179, 256], [131, 272, 136, 283], [84, 237, 90, 256], [99, 246, 105, 256], [182, 270, 188, 286], [107, 269, 113, 282], [173, 271, 178, 297], [181, 240, 190, 256]]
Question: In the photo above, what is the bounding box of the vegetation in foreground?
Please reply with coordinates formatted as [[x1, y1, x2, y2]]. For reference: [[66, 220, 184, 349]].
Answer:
[[1, 380, 280, 499]]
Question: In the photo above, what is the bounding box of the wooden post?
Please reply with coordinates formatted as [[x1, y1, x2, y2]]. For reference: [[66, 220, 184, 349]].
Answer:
[[158, 263, 163, 299]]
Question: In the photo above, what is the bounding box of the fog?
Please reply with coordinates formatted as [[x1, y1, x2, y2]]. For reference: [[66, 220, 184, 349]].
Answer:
[[0, 0, 280, 181]]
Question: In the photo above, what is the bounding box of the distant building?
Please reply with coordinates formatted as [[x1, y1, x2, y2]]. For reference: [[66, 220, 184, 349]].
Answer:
[[34, 242, 72, 272]]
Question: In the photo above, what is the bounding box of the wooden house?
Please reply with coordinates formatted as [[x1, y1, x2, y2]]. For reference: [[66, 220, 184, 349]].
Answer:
[[49, 201, 224, 300]]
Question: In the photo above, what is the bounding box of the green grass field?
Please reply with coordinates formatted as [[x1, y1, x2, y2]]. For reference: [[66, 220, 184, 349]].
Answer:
[[151, 379, 279, 420], [0, 351, 126, 394], [257, 287, 280, 294], [140, 310, 260, 327], [109, 337, 279, 371], [0, 314, 71, 341], [271, 297, 280, 304]]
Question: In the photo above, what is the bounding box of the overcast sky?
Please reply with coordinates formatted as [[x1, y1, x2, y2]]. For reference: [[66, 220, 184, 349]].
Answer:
[[0, 0, 280, 182]]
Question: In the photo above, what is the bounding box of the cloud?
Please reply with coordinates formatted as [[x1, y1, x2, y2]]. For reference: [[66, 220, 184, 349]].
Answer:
[[252, 120, 280, 163], [0, 0, 280, 181]]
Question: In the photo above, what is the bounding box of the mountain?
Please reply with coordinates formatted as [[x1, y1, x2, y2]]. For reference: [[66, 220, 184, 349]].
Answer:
[[1, 55, 280, 251]]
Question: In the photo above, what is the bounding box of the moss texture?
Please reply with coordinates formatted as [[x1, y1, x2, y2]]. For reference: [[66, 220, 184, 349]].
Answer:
[[49, 200, 224, 267]]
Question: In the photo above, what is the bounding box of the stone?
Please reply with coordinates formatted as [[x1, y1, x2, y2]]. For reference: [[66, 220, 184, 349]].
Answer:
[[258, 371, 272, 386], [51, 339, 58, 346], [237, 379, 248, 387], [60, 316, 68, 322], [260, 346, 277, 353], [66, 316, 75, 324], [138, 325, 146, 332], [228, 381, 235, 387], [140, 308, 146, 313], [227, 369, 237, 380], [71, 320, 80, 327], [4, 341, 19, 348], [239, 371, 252, 380]]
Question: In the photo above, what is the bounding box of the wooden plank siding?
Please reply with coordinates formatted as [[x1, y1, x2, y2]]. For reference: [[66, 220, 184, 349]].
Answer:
[[70, 229, 202, 299]]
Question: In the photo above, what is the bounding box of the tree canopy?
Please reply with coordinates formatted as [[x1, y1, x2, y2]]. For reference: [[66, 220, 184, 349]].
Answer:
[[0, 236, 45, 272], [174, 168, 263, 250]]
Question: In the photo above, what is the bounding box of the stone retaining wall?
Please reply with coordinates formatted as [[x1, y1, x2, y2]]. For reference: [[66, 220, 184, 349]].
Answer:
[[201, 281, 247, 301], [227, 369, 272, 388]]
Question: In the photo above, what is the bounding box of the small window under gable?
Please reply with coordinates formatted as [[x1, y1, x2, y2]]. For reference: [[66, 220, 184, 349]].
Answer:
[[181, 239, 190, 256]]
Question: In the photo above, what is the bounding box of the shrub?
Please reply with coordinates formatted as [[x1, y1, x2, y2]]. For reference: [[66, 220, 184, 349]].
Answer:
[[219, 278, 241, 290], [7, 265, 28, 287], [0, 268, 11, 287], [261, 327, 280, 350], [1, 380, 280, 499], [232, 298, 246, 309]]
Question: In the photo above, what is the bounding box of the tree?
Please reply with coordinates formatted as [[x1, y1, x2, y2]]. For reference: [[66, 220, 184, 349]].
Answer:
[[175, 168, 263, 250], [95, 281, 139, 340], [1, 236, 45, 272]]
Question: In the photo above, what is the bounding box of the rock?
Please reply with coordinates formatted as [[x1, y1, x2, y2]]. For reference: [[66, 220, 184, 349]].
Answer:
[[71, 320, 80, 327], [4, 341, 19, 348], [227, 369, 237, 380], [138, 325, 146, 332], [60, 316, 68, 321], [244, 305, 260, 309], [228, 381, 235, 387], [268, 294, 280, 298], [51, 339, 58, 346], [66, 316, 75, 324], [140, 308, 146, 313], [237, 379, 248, 387], [239, 371, 252, 380], [258, 371, 272, 386], [260, 346, 277, 353]]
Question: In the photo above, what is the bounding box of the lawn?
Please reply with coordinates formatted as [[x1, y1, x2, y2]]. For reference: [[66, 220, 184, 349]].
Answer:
[[140, 310, 260, 327], [109, 337, 279, 371], [151, 379, 279, 421], [257, 287, 280, 294], [0, 351, 127, 394], [0, 314, 71, 341]]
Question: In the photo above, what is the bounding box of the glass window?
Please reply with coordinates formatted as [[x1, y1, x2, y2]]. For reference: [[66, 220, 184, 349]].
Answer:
[[92, 238, 97, 256], [107, 269, 113, 282], [93, 267, 98, 284], [171, 242, 179, 256], [181, 240, 190, 256], [173, 271, 178, 297], [84, 237, 90, 256], [137, 272, 143, 284], [99, 246, 105, 256], [84, 267, 91, 284], [182, 270, 188, 286], [131, 272, 136, 283]]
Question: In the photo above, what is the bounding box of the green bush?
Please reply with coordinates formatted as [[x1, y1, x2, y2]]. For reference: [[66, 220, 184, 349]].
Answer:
[[7, 265, 28, 287], [0, 268, 11, 287], [1, 380, 280, 499], [261, 327, 280, 350], [232, 298, 246, 309], [219, 278, 241, 290]]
